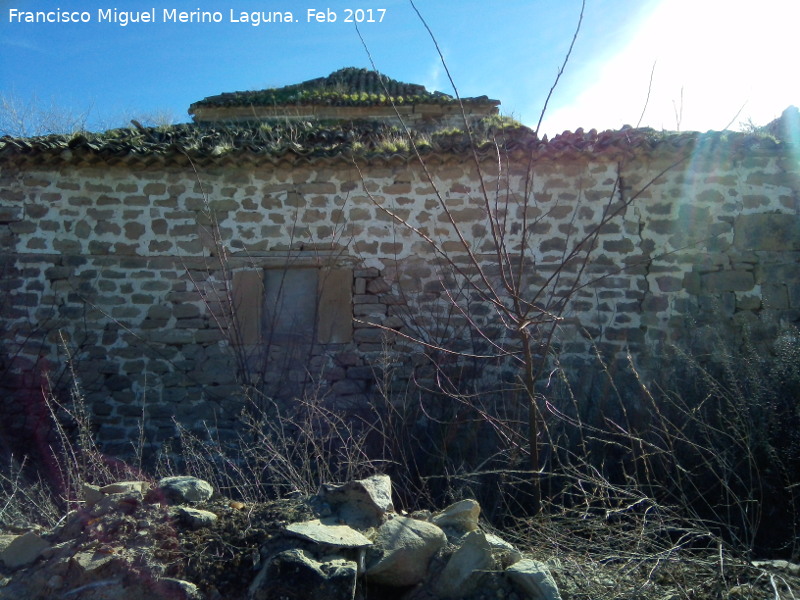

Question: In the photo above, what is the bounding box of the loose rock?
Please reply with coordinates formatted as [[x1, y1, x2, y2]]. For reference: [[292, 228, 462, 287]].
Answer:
[[174, 507, 218, 529], [434, 530, 494, 598], [100, 481, 148, 496], [0, 474, 563, 600], [82, 483, 104, 508], [157, 476, 214, 504], [506, 558, 562, 600], [286, 519, 372, 548], [366, 515, 447, 587], [432, 498, 481, 534], [249, 548, 358, 600], [321, 474, 394, 529], [90, 491, 142, 517], [157, 577, 203, 599], [485, 531, 522, 568], [0, 531, 50, 569]]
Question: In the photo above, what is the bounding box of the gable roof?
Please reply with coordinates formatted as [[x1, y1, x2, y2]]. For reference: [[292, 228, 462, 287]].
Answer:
[[188, 67, 500, 125], [189, 67, 498, 112], [0, 61, 794, 169]]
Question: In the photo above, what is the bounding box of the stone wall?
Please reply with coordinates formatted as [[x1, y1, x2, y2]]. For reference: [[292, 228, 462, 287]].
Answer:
[[1, 133, 798, 454], [190, 103, 498, 131]]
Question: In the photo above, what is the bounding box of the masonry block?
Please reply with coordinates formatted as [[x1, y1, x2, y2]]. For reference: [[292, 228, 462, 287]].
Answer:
[[1, 129, 799, 459], [701, 270, 754, 292], [734, 213, 800, 251]]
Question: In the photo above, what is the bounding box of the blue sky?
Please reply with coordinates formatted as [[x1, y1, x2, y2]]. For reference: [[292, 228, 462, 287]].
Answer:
[[0, 0, 797, 135]]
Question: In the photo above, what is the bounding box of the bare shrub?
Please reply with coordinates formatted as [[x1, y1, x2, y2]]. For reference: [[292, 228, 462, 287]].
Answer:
[[0, 455, 62, 530], [349, 1, 692, 517], [536, 325, 800, 558], [0, 91, 89, 137], [161, 387, 395, 502], [24, 333, 148, 513]]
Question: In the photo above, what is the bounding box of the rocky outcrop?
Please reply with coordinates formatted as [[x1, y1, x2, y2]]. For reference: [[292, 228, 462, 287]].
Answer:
[[0, 474, 562, 600]]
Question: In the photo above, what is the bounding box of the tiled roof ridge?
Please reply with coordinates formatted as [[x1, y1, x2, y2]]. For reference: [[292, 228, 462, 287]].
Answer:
[[189, 67, 498, 112], [0, 120, 787, 168]]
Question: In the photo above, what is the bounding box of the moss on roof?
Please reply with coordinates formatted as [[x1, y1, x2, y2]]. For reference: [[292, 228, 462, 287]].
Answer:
[[0, 118, 528, 161], [189, 67, 498, 113], [0, 117, 783, 168]]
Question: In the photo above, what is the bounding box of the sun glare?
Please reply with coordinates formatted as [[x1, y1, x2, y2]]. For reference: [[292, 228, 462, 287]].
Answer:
[[541, 0, 800, 135]]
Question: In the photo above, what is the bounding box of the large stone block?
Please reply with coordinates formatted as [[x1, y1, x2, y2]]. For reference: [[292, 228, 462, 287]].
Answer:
[[249, 549, 357, 600], [734, 213, 800, 251], [434, 530, 494, 598], [762, 283, 790, 309], [506, 559, 562, 600], [366, 516, 447, 587], [701, 270, 755, 292], [0, 531, 50, 569]]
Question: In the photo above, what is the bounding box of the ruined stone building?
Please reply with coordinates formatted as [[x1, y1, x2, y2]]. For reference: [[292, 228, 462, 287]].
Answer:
[[1, 68, 798, 455]]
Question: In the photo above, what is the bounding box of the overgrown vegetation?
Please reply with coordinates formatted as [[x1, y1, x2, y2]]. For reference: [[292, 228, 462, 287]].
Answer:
[[188, 66, 489, 111], [2, 4, 799, 599], [0, 91, 176, 137], [2, 326, 799, 598]]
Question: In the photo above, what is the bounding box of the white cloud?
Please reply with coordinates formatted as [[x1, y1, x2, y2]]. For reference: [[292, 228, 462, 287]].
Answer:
[[423, 59, 446, 95]]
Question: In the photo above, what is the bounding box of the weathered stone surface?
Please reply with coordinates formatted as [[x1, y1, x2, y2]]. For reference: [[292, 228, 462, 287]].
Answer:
[[434, 530, 494, 598], [751, 559, 800, 575], [82, 483, 104, 507], [249, 549, 358, 600], [506, 559, 562, 600], [366, 277, 391, 294], [432, 498, 481, 533], [701, 270, 754, 292], [69, 549, 126, 576], [365, 516, 447, 587], [0, 535, 15, 556], [321, 474, 394, 529], [90, 491, 143, 517], [485, 532, 522, 568], [156, 578, 203, 600], [174, 506, 218, 529], [735, 213, 800, 251], [0, 206, 22, 223], [157, 476, 214, 503], [100, 480, 148, 495], [285, 519, 372, 548], [0, 531, 50, 569]]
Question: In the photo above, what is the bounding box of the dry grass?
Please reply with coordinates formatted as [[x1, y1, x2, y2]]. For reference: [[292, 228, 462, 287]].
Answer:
[[1, 325, 800, 599]]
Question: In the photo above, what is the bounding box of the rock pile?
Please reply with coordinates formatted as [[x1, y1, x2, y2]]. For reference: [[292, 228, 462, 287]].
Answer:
[[0, 474, 561, 600]]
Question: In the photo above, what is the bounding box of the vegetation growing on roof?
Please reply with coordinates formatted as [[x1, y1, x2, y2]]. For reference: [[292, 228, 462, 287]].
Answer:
[[189, 67, 498, 112], [0, 113, 785, 166], [0, 116, 538, 163]]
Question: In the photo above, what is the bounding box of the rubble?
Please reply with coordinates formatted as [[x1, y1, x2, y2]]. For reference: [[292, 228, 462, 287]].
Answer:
[[0, 474, 561, 600]]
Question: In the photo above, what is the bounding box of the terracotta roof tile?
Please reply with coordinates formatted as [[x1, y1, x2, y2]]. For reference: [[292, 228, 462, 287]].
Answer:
[[189, 67, 498, 113], [0, 119, 785, 169]]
